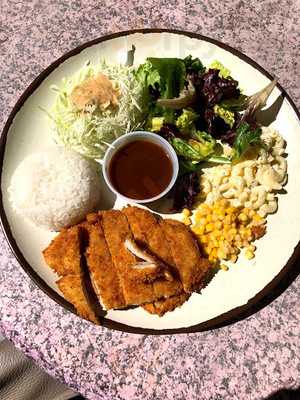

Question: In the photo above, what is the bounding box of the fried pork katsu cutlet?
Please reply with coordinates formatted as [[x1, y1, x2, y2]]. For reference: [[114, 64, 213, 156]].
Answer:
[[42, 226, 82, 276], [123, 206, 183, 299], [57, 275, 99, 324], [101, 210, 162, 305], [160, 219, 210, 293], [142, 292, 190, 317], [84, 221, 126, 310], [43, 206, 212, 321]]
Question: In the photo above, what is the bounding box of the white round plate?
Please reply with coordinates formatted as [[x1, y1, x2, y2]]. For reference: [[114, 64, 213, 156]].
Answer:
[[1, 29, 300, 334]]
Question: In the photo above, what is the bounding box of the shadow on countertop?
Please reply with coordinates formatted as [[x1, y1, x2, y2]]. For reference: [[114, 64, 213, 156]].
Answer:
[[265, 388, 300, 400]]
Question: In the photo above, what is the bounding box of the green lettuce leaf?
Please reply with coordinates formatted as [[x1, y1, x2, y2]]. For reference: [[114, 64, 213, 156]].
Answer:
[[183, 55, 205, 74], [209, 60, 231, 78], [135, 58, 186, 124], [219, 94, 249, 111], [175, 109, 199, 134], [233, 122, 262, 160], [171, 130, 216, 161]]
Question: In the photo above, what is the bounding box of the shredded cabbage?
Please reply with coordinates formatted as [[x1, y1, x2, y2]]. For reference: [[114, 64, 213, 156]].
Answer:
[[48, 61, 145, 160]]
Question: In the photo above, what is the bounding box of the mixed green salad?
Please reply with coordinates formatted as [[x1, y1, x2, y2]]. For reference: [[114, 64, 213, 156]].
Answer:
[[48, 47, 276, 210]]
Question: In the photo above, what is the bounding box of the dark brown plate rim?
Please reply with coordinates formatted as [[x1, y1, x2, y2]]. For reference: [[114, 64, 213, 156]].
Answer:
[[1, 28, 299, 335]]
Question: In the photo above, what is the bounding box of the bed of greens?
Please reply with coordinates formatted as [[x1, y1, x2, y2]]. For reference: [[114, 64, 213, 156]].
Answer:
[[48, 46, 277, 210]]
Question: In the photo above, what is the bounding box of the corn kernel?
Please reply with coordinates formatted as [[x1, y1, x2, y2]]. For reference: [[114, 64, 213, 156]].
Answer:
[[212, 214, 219, 222], [217, 213, 226, 220], [212, 240, 219, 248], [192, 225, 205, 235], [219, 199, 229, 207], [235, 234, 242, 242], [209, 232, 217, 241], [182, 217, 191, 225], [220, 264, 229, 271], [240, 228, 247, 237], [195, 209, 207, 218], [217, 249, 226, 259], [223, 224, 231, 232], [247, 244, 256, 252], [245, 250, 255, 259], [182, 208, 191, 217], [242, 240, 250, 247], [248, 209, 255, 217], [230, 255, 238, 263], [253, 214, 263, 222], [238, 213, 248, 222], [198, 217, 207, 225], [205, 223, 214, 232], [222, 241, 231, 252], [200, 235, 208, 244], [226, 207, 236, 215], [224, 215, 232, 224], [215, 221, 223, 230], [215, 207, 223, 216], [225, 233, 234, 242], [211, 248, 218, 258], [229, 228, 237, 236], [206, 215, 212, 223]]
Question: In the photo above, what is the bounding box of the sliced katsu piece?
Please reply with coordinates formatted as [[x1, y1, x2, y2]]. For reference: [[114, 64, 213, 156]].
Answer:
[[123, 206, 174, 266], [123, 206, 183, 298], [57, 275, 99, 324], [84, 220, 126, 310], [43, 226, 99, 323], [160, 219, 211, 293], [142, 292, 190, 317], [101, 210, 162, 305], [42, 226, 82, 276]]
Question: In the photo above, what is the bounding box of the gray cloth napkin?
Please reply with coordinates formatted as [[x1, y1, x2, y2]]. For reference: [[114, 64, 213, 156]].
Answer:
[[0, 339, 77, 400]]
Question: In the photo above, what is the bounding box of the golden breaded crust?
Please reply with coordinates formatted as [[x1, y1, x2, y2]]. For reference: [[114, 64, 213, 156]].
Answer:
[[85, 212, 101, 225], [160, 219, 210, 292], [101, 210, 159, 305], [44, 207, 209, 318], [42, 226, 82, 276], [142, 292, 190, 316], [123, 206, 174, 266], [84, 222, 126, 310], [57, 275, 99, 324], [123, 206, 183, 298]]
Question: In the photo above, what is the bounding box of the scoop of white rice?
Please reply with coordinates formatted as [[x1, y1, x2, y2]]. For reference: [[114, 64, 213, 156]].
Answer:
[[9, 147, 101, 231]]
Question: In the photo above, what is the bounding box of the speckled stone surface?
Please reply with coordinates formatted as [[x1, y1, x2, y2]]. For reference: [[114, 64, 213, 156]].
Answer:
[[0, 1, 299, 399]]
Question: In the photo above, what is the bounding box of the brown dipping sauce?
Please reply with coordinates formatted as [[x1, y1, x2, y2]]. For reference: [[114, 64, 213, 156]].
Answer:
[[109, 140, 173, 200]]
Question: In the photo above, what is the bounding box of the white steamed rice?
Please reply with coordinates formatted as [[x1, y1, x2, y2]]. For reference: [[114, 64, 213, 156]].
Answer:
[[9, 147, 101, 231]]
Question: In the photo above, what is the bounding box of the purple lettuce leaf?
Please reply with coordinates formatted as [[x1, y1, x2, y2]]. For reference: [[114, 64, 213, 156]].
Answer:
[[170, 171, 200, 211]]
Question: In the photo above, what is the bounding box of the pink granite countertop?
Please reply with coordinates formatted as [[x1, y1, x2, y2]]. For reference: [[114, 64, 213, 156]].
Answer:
[[0, 1, 299, 399]]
